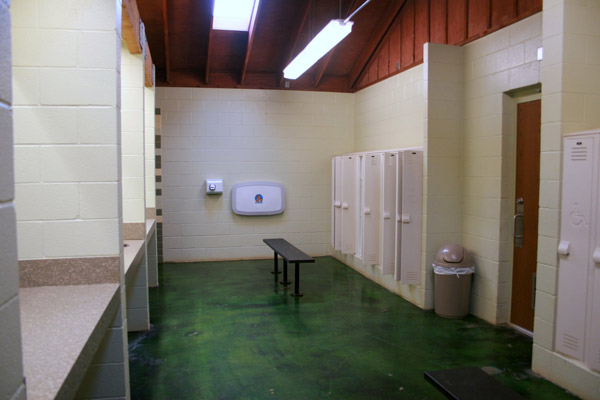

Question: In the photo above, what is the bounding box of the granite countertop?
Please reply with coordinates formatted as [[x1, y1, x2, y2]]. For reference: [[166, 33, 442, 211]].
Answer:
[[124, 240, 145, 277], [19, 284, 120, 400], [146, 218, 156, 238]]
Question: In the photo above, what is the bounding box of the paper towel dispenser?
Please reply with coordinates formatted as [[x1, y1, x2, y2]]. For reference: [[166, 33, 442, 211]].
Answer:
[[232, 182, 285, 216]]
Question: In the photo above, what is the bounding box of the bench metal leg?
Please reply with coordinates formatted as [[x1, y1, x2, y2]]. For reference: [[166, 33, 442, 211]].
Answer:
[[270, 252, 281, 274], [291, 262, 303, 297], [280, 259, 291, 286]]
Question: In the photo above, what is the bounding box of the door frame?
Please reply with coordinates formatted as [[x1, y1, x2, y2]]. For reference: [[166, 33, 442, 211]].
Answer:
[[502, 85, 542, 334]]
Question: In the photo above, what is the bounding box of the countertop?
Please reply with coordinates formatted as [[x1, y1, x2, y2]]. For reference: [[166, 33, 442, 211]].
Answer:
[[19, 284, 120, 400], [124, 240, 145, 277]]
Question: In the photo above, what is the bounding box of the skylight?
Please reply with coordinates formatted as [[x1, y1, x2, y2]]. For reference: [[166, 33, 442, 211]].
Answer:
[[212, 0, 259, 32]]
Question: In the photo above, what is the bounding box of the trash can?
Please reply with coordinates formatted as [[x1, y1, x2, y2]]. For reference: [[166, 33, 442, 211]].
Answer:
[[433, 244, 475, 318]]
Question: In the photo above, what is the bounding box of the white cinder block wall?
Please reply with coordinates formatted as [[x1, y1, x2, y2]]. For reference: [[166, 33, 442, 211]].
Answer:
[[145, 86, 155, 210], [0, 2, 26, 399], [121, 43, 146, 225], [532, 1, 600, 399], [11, 0, 122, 259], [354, 65, 425, 151], [461, 14, 542, 324], [157, 88, 354, 261], [332, 66, 427, 308]]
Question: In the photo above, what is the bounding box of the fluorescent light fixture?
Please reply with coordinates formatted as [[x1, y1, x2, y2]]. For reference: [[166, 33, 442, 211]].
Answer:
[[283, 19, 353, 80], [213, 0, 258, 31]]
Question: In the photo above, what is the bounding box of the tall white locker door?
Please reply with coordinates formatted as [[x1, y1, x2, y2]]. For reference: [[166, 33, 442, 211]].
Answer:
[[587, 140, 600, 372], [400, 150, 423, 285], [332, 157, 343, 251], [342, 155, 359, 255], [394, 152, 404, 281], [362, 153, 382, 265], [381, 152, 397, 275], [555, 136, 598, 361]]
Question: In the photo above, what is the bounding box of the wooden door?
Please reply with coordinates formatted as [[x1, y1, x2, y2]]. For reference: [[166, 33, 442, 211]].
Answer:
[[510, 100, 541, 332]]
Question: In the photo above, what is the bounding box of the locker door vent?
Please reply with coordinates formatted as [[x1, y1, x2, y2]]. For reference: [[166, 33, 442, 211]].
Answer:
[[370, 156, 377, 166], [570, 145, 588, 161], [404, 271, 419, 281], [365, 254, 377, 265], [562, 333, 580, 352]]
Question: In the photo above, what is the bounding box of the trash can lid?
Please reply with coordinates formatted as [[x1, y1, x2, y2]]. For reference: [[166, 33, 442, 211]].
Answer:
[[433, 244, 473, 268]]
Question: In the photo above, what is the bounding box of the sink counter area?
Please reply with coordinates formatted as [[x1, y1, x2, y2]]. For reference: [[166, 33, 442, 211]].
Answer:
[[19, 284, 120, 400]]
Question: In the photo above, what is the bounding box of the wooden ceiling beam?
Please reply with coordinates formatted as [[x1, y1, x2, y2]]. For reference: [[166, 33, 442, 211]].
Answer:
[[278, 1, 311, 87], [162, 0, 171, 83], [122, 0, 143, 54], [240, 0, 261, 85], [347, 0, 407, 90], [313, 0, 359, 88], [205, 15, 213, 85], [144, 39, 154, 87]]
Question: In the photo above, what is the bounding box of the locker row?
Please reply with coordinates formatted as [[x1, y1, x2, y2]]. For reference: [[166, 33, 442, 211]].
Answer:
[[555, 130, 600, 373], [331, 149, 423, 285]]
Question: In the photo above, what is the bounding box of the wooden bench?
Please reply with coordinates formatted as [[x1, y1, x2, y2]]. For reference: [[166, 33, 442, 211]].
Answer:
[[263, 238, 315, 297], [424, 367, 525, 400]]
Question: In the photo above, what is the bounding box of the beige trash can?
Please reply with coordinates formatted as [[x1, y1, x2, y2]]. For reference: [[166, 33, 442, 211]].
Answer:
[[433, 244, 474, 318]]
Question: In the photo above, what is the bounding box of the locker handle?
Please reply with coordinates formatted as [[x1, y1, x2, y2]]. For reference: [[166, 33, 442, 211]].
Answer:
[[363, 207, 371, 215], [593, 248, 600, 264], [342, 202, 349, 209], [557, 241, 570, 256], [333, 201, 341, 208], [401, 214, 411, 223], [383, 212, 391, 219]]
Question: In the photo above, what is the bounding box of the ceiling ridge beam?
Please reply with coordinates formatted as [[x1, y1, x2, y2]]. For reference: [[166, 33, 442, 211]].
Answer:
[[347, 0, 407, 91], [313, 0, 360, 89], [240, 0, 262, 85]]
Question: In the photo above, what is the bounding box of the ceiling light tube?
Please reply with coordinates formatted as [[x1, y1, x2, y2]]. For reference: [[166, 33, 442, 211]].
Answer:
[[283, 19, 353, 80]]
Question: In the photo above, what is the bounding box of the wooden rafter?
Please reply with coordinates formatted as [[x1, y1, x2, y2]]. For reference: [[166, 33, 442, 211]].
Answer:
[[206, 15, 213, 84], [162, 0, 171, 83], [313, 0, 359, 88], [240, 0, 262, 85], [278, 1, 311, 86], [347, 0, 407, 90], [144, 40, 154, 87], [122, 0, 143, 54]]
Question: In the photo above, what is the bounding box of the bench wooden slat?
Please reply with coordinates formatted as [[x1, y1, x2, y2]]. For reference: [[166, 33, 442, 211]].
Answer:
[[424, 367, 525, 400], [263, 238, 315, 263]]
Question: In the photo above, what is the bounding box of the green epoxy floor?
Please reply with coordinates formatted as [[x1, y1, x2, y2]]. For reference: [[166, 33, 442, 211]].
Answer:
[[128, 257, 578, 399]]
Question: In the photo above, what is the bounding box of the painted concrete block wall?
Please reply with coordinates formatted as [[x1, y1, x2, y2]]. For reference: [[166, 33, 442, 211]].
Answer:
[[532, 1, 600, 399], [423, 43, 465, 310], [145, 86, 155, 210], [0, 2, 26, 399], [461, 14, 542, 324], [157, 88, 354, 261], [354, 65, 424, 152], [121, 43, 145, 224], [12, 0, 122, 259]]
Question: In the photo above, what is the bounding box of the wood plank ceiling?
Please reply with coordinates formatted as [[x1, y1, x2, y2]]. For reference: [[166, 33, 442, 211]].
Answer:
[[137, 0, 542, 93]]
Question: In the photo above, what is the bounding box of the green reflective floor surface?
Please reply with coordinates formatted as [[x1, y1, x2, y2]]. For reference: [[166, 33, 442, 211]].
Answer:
[[128, 257, 579, 399]]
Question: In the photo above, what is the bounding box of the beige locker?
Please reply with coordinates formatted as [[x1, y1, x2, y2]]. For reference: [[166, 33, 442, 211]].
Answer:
[[362, 153, 382, 265], [342, 155, 359, 255], [399, 150, 423, 285], [332, 157, 343, 251], [555, 131, 600, 372], [381, 152, 397, 275], [394, 152, 404, 281]]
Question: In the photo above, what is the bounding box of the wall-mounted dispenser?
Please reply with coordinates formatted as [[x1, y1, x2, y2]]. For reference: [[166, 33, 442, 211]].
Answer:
[[205, 179, 223, 195]]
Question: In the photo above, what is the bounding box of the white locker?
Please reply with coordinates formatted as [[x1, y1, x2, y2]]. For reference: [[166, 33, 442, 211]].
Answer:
[[342, 155, 359, 255], [332, 157, 343, 251], [399, 150, 423, 285], [394, 152, 404, 281], [362, 153, 382, 265], [555, 131, 600, 373], [381, 152, 397, 275]]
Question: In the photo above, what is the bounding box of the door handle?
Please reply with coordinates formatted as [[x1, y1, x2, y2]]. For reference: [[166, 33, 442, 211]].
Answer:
[[333, 201, 341, 208], [342, 202, 348, 209], [514, 197, 524, 248], [363, 207, 371, 215]]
